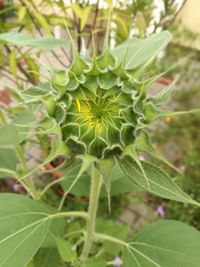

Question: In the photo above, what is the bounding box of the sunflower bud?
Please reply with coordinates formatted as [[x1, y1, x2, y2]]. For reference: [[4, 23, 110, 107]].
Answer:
[[22, 32, 173, 161], [48, 47, 149, 158]]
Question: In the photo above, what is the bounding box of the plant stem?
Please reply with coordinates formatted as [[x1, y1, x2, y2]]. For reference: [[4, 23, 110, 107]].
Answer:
[[50, 211, 88, 220], [94, 232, 129, 247], [15, 145, 38, 199], [80, 165, 102, 264]]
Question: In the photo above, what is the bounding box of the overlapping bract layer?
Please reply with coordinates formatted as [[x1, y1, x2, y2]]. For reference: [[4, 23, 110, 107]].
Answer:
[[22, 32, 174, 160], [50, 50, 148, 158]]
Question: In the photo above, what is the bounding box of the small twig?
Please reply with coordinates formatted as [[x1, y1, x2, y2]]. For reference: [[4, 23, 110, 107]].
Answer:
[[1, 68, 28, 82], [86, 0, 100, 49], [167, 0, 188, 28]]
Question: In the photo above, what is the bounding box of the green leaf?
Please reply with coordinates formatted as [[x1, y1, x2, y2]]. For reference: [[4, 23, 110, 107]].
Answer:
[[18, 6, 27, 22], [80, 6, 92, 31], [22, 86, 50, 101], [25, 56, 39, 83], [143, 102, 200, 125], [151, 78, 176, 106], [0, 32, 69, 51], [13, 110, 37, 144], [34, 248, 60, 267], [118, 156, 198, 205], [0, 124, 18, 146], [29, 36, 69, 51], [123, 145, 150, 190], [42, 209, 65, 248], [135, 131, 179, 172], [26, 260, 35, 267], [14, 109, 36, 126], [124, 220, 200, 267], [56, 238, 75, 262], [58, 154, 96, 210], [0, 194, 51, 267], [9, 51, 17, 79], [112, 31, 171, 70], [71, 4, 92, 31], [33, 12, 51, 35], [0, 148, 17, 178]]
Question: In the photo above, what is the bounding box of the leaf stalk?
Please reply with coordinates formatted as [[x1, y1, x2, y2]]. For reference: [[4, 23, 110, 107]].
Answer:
[[80, 165, 102, 264]]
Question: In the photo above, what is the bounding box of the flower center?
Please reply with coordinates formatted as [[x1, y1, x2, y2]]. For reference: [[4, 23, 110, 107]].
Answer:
[[90, 103, 107, 120], [75, 96, 118, 127]]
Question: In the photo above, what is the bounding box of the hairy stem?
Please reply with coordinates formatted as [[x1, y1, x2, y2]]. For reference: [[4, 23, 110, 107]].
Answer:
[[80, 165, 102, 264]]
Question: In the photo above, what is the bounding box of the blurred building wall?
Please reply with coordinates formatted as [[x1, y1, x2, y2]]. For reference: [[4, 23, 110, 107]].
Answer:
[[177, 0, 200, 50]]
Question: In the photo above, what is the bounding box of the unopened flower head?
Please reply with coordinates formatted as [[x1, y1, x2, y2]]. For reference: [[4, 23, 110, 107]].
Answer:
[[49, 48, 151, 158]]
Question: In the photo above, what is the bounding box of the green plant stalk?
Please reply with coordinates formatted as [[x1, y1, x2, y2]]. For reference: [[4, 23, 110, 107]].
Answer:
[[80, 165, 102, 264], [15, 145, 38, 199]]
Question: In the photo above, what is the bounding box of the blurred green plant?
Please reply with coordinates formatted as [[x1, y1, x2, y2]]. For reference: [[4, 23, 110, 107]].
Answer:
[[0, 24, 200, 266], [0, 1, 200, 267], [0, 0, 188, 86], [151, 87, 200, 230]]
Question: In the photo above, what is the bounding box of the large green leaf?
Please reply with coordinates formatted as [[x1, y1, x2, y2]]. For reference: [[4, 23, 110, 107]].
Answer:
[[0, 194, 64, 267], [34, 248, 60, 267], [14, 109, 36, 125], [0, 32, 69, 51], [112, 31, 171, 70], [33, 12, 51, 35], [0, 148, 17, 178], [119, 156, 197, 205], [0, 124, 18, 146], [124, 220, 200, 267]]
